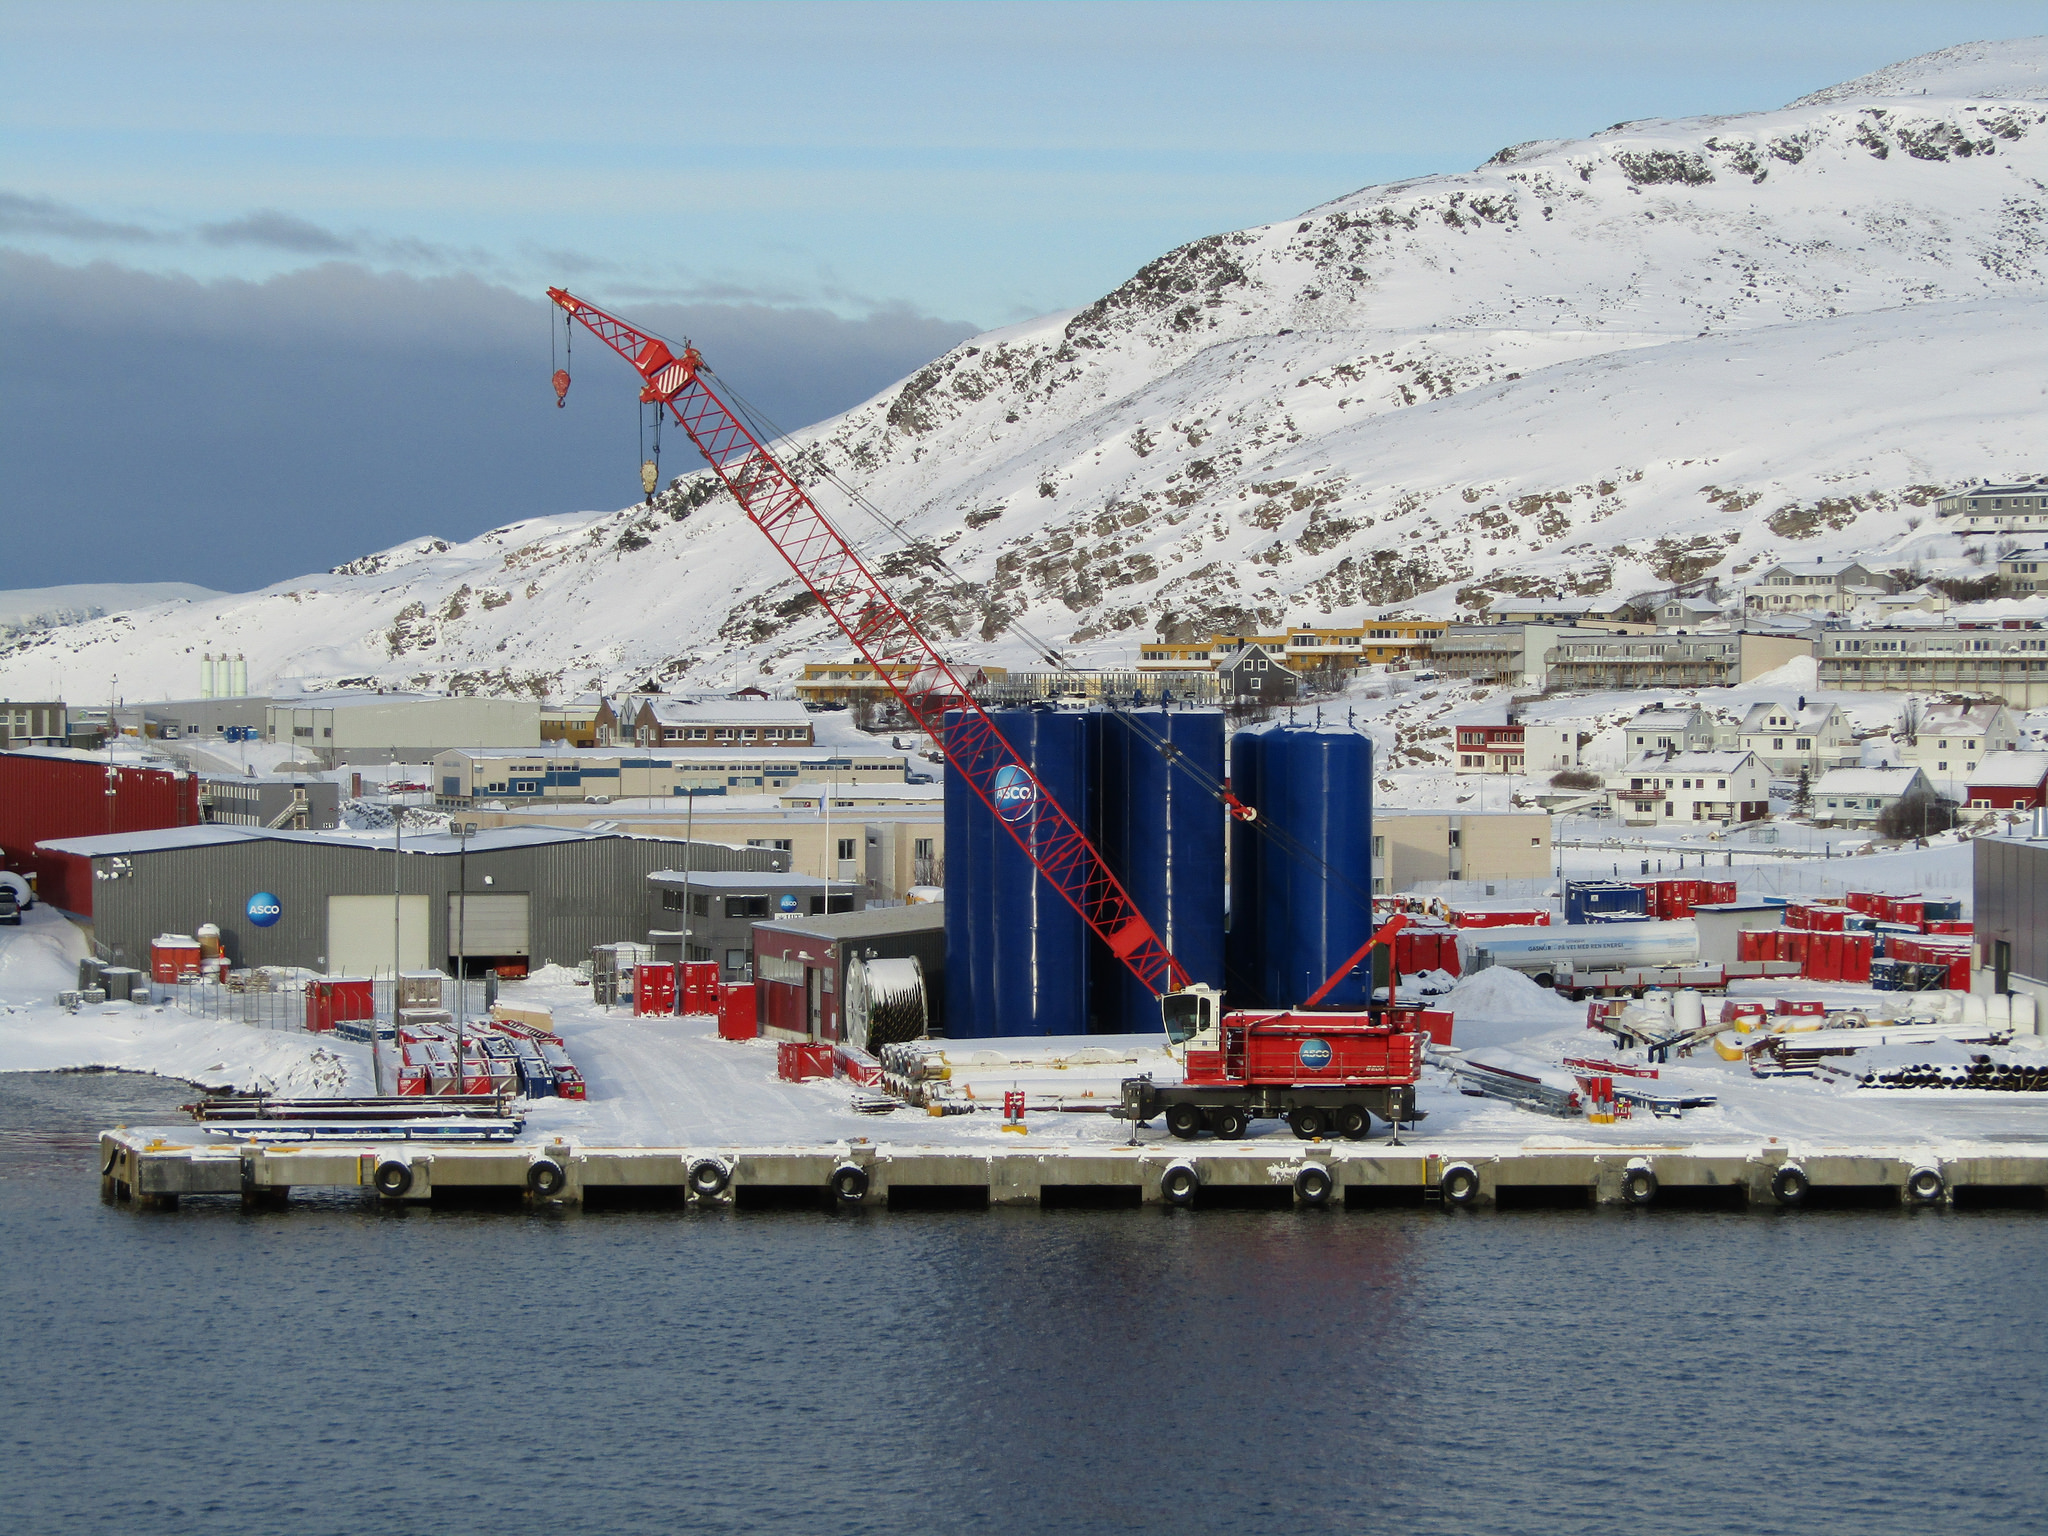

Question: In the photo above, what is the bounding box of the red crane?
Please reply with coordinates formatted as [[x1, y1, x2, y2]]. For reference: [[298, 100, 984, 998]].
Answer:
[[547, 288, 1189, 996]]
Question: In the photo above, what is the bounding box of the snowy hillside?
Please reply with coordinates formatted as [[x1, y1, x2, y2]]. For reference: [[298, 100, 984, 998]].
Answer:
[[11, 38, 2048, 702]]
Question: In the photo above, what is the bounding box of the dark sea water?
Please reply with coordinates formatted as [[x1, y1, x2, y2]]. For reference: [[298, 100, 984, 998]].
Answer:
[[3, 1070, 2044, 1536]]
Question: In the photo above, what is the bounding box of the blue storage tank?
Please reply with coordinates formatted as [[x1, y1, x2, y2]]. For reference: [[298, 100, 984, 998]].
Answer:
[[1095, 708, 1226, 1032], [956, 708, 1094, 1037], [1224, 726, 1265, 1005], [1563, 880, 1648, 925], [942, 709, 988, 1040], [1235, 725, 1375, 1010]]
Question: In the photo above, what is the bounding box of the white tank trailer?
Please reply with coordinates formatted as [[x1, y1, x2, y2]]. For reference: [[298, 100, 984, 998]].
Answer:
[[1458, 920, 1700, 986]]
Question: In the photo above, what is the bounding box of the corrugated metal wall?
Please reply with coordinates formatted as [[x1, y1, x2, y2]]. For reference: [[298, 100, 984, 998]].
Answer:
[[0, 755, 201, 915], [1976, 837, 2045, 988], [85, 834, 780, 971]]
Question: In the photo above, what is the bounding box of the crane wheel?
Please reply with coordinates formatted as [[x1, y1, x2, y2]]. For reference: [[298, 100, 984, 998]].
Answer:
[[1294, 1163, 1334, 1207], [1288, 1107, 1328, 1140], [1771, 1164, 1809, 1207], [687, 1157, 732, 1198], [1906, 1166, 1945, 1205], [526, 1158, 567, 1198], [1440, 1162, 1480, 1207], [1622, 1166, 1658, 1207], [1160, 1162, 1200, 1207], [1165, 1103, 1205, 1140], [1209, 1108, 1249, 1139], [372, 1160, 413, 1198], [830, 1163, 869, 1205], [1337, 1104, 1370, 1139]]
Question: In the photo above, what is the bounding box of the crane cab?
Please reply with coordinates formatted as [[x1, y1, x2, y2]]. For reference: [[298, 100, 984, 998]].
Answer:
[[1161, 985, 1224, 1060]]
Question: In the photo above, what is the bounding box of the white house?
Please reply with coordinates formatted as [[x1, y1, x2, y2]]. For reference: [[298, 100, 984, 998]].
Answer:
[[1623, 706, 1717, 757], [1607, 750, 1771, 826], [1810, 766, 1937, 827], [1893, 701, 2020, 786], [1734, 700, 1858, 778], [1745, 559, 1888, 613]]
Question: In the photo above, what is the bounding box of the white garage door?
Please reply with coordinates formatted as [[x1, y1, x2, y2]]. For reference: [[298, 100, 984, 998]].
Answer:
[[447, 893, 530, 956], [328, 894, 430, 975]]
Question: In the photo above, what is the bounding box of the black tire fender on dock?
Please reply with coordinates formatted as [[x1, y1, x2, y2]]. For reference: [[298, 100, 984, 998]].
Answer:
[[1622, 1164, 1658, 1206], [527, 1158, 567, 1198], [830, 1163, 869, 1204], [373, 1159, 413, 1198], [1440, 1162, 1481, 1207], [1161, 1161, 1200, 1207], [1906, 1166, 1945, 1205], [1771, 1164, 1809, 1207], [688, 1157, 732, 1198], [100, 1146, 119, 1177], [1294, 1163, 1334, 1207]]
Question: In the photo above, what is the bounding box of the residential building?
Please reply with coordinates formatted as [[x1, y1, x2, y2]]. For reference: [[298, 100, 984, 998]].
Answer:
[[1545, 631, 1812, 691], [1656, 596, 1729, 628], [1964, 752, 2048, 814], [1744, 560, 1890, 613], [433, 746, 908, 808], [984, 668, 1220, 706], [200, 774, 342, 831], [0, 700, 68, 749], [1999, 547, 2048, 596], [540, 695, 619, 748], [1819, 627, 2048, 707], [1435, 624, 1606, 688], [1895, 701, 2021, 784], [1138, 619, 1446, 674], [1733, 700, 1858, 777], [267, 692, 542, 767], [1520, 723, 1585, 772], [1607, 750, 1770, 826], [1452, 717, 1525, 773], [1974, 833, 2048, 1011], [1371, 810, 1552, 894], [1937, 479, 2048, 535], [1624, 706, 1718, 756], [794, 659, 1007, 706], [1216, 643, 1298, 705], [1869, 585, 1951, 619], [630, 697, 816, 749], [1810, 766, 1937, 827]]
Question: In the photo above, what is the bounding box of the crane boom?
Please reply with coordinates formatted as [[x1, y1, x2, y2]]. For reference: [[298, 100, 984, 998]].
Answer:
[[548, 288, 1189, 996]]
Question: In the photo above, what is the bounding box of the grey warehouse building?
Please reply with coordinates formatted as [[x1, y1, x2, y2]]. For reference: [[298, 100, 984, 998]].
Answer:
[[647, 868, 862, 981], [1974, 831, 2048, 1011], [44, 825, 787, 975]]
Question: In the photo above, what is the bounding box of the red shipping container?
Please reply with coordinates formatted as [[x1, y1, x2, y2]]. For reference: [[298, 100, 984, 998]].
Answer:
[[0, 755, 203, 918], [718, 982, 756, 1041], [1776, 998, 1826, 1016], [1452, 907, 1549, 928], [1721, 999, 1769, 1023], [681, 960, 721, 1016], [1841, 933, 1873, 984], [1699, 880, 1738, 906], [150, 937, 201, 983], [777, 1041, 833, 1081], [1397, 1007, 1454, 1046], [305, 977, 374, 1032], [1927, 920, 1973, 936], [1847, 891, 1880, 915], [1775, 930, 1810, 965], [1803, 931, 1836, 983], [1891, 899, 1925, 928], [1810, 906, 1846, 933], [833, 1042, 884, 1085], [634, 962, 677, 1016], [1946, 955, 1972, 990], [1736, 929, 1768, 963]]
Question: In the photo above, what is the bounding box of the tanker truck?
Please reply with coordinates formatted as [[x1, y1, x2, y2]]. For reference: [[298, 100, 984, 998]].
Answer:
[[1458, 920, 1700, 989]]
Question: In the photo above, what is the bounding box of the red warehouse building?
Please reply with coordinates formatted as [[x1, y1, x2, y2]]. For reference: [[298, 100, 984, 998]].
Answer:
[[0, 750, 201, 916], [751, 903, 946, 1043]]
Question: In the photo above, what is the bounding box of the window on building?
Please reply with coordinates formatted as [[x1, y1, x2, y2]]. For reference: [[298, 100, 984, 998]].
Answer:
[[724, 895, 771, 919], [914, 838, 934, 858], [836, 837, 857, 861]]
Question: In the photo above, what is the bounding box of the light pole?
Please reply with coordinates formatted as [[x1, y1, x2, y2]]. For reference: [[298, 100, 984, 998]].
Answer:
[[455, 818, 468, 1097]]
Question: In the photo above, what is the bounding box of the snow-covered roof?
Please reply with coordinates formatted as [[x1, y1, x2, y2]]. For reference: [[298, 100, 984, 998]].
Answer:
[[1814, 767, 1930, 795], [1966, 751, 2048, 789], [646, 869, 848, 889], [1915, 701, 2008, 734], [1760, 559, 1868, 578], [1627, 708, 1704, 730], [1737, 701, 1837, 734], [637, 698, 812, 726], [1618, 750, 1756, 774]]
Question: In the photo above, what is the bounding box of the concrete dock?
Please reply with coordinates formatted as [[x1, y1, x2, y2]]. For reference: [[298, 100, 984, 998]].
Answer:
[[98, 1128, 2048, 1212]]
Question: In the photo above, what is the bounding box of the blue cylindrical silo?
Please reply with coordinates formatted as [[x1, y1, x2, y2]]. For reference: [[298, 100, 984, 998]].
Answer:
[[1096, 708, 1226, 1032], [1224, 724, 1266, 1006], [964, 707, 1093, 1038], [1253, 725, 1375, 1009], [942, 709, 985, 1039]]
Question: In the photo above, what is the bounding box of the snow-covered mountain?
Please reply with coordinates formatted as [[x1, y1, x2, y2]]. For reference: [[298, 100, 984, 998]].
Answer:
[[11, 38, 2048, 703]]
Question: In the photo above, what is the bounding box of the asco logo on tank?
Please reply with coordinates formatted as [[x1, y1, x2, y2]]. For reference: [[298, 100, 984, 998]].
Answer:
[[1297, 1037, 1333, 1070], [991, 764, 1038, 825], [246, 892, 282, 928]]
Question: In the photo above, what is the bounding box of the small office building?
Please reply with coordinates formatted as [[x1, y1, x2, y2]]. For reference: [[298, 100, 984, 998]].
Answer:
[[646, 868, 862, 981]]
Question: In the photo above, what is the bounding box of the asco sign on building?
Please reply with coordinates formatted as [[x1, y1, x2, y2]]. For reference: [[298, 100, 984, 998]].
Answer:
[[992, 765, 1038, 825], [246, 892, 283, 928]]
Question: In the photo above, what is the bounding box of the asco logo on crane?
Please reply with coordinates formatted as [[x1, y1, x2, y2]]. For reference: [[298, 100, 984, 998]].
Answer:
[[1298, 1038, 1333, 1071], [991, 765, 1039, 825]]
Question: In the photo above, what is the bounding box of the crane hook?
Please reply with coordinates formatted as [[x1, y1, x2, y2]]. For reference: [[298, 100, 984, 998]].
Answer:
[[552, 368, 571, 408]]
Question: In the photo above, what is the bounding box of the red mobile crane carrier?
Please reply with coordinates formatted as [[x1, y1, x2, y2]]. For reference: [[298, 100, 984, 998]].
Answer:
[[547, 290, 1425, 1139]]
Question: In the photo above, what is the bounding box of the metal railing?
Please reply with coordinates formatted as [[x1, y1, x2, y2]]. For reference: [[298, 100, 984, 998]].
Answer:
[[161, 975, 497, 1031]]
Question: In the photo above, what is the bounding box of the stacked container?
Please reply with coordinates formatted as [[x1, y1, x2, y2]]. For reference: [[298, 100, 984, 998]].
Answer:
[[1564, 881, 1648, 925]]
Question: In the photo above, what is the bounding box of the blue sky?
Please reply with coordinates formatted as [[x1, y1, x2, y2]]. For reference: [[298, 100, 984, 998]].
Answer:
[[6, 0, 2047, 589]]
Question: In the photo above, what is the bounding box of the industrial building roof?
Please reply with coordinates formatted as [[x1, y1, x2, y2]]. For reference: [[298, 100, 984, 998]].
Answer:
[[646, 869, 851, 889], [37, 824, 708, 858], [762, 903, 946, 941]]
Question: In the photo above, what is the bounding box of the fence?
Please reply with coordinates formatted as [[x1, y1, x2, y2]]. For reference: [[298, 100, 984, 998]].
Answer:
[[162, 975, 498, 1033]]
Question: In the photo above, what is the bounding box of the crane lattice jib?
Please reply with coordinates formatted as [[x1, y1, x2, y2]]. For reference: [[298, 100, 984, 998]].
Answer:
[[548, 288, 1189, 996]]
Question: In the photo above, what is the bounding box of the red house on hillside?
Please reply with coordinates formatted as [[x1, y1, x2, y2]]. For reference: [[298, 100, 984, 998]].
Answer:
[[1966, 751, 2048, 812]]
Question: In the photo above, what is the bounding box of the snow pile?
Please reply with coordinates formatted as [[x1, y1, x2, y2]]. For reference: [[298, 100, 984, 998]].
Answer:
[[16, 40, 2048, 699], [1446, 964, 1586, 1026]]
